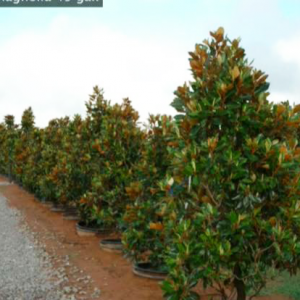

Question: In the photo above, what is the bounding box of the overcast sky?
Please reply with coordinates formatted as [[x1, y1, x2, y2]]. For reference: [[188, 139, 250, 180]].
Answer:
[[0, 0, 300, 127]]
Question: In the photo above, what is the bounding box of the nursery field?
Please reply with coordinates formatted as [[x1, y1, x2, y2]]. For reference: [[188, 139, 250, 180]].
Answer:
[[0, 176, 294, 300], [0, 176, 162, 300], [1, 28, 300, 300]]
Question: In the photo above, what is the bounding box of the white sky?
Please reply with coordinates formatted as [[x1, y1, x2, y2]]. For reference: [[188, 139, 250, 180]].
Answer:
[[0, 0, 300, 127]]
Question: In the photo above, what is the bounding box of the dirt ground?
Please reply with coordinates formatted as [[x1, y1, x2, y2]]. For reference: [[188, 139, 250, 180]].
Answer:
[[0, 176, 291, 300]]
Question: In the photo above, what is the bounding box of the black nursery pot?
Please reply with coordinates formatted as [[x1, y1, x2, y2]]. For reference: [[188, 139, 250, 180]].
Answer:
[[99, 238, 123, 253], [42, 200, 54, 208], [76, 221, 112, 237], [34, 195, 45, 203], [64, 206, 77, 213], [50, 203, 65, 212], [63, 207, 79, 221], [133, 262, 168, 280], [13, 178, 22, 187]]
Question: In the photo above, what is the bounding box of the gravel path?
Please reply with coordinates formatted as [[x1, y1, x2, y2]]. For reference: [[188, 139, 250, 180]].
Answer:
[[0, 189, 62, 300]]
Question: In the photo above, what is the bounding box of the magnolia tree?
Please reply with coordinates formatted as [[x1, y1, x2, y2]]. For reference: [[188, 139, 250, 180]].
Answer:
[[14, 107, 36, 189], [79, 87, 143, 229], [123, 115, 176, 268], [3, 115, 18, 181], [38, 118, 68, 202], [162, 28, 300, 300], [55, 115, 91, 207], [0, 123, 7, 174]]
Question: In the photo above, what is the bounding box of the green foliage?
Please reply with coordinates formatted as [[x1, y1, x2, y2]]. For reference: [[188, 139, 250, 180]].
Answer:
[[38, 118, 69, 202], [54, 115, 91, 206], [123, 115, 177, 267], [2, 115, 18, 180], [79, 87, 143, 228], [21, 107, 35, 133], [13, 107, 38, 190], [162, 28, 300, 300]]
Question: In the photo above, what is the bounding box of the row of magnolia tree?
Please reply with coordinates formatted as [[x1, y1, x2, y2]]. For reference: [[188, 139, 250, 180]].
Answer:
[[1, 28, 300, 300]]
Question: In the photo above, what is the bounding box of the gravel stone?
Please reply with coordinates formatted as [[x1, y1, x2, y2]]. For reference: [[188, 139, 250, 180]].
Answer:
[[0, 193, 63, 300], [91, 288, 101, 298]]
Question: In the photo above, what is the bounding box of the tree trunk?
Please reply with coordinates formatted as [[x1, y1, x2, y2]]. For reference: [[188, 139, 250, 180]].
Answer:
[[234, 263, 246, 300]]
